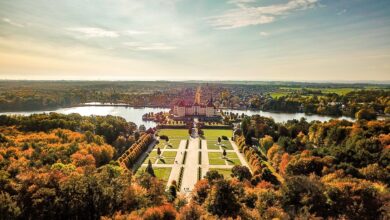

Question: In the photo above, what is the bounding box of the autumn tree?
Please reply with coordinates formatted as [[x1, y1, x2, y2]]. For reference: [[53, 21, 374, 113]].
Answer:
[[205, 179, 241, 217]]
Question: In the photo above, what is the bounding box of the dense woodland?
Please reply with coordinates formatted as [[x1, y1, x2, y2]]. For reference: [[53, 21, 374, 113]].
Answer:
[[257, 89, 390, 117], [1, 81, 389, 119], [0, 113, 389, 219]]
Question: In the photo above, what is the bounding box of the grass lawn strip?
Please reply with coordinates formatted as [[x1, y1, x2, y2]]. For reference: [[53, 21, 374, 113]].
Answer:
[[157, 158, 175, 164], [208, 152, 223, 158], [158, 129, 189, 139], [203, 129, 232, 139], [206, 141, 220, 150], [153, 167, 172, 182], [227, 158, 241, 165], [209, 158, 226, 165], [162, 151, 177, 158]]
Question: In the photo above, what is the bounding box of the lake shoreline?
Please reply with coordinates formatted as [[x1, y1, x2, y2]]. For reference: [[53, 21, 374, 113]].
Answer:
[[0, 102, 358, 119]]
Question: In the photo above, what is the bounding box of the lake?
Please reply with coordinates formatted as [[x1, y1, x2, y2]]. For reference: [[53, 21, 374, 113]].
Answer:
[[0, 106, 170, 129], [0, 105, 357, 129], [224, 109, 355, 123]]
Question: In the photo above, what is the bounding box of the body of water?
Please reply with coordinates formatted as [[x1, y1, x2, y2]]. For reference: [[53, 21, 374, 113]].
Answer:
[[0, 104, 359, 129], [225, 109, 355, 123], [1, 106, 170, 129]]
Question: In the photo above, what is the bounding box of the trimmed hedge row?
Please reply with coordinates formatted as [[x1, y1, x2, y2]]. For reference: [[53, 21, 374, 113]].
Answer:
[[182, 151, 187, 165], [117, 133, 154, 169], [177, 167, 185, 190]]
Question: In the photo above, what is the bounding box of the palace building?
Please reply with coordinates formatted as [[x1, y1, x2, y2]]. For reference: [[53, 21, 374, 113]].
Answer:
[[172, 87, 219, 118], [172, 99, 217, 117]]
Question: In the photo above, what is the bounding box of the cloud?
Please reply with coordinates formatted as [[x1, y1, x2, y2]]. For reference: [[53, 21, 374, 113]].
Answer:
[[2, 18, 24, 27], [123, 42, 176, 51], [259, 31, 269, 36], [207, 0, 319, 29], [125, 30, 148, 35], [337, 9, 347, 15], [228, 0, 256, 3], [66, 27, 119, 38], [228, 0, 256, 8]]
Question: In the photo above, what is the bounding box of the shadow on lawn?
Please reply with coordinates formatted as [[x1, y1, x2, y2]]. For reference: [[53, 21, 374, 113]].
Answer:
[[226, 158, 236, 164]]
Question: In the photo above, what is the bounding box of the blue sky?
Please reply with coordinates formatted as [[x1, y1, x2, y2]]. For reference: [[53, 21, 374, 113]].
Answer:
[[0, 0, 389, 81]]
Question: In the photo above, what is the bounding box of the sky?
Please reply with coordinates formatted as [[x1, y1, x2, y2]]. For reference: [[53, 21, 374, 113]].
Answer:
[[0, 0, 389, 81]]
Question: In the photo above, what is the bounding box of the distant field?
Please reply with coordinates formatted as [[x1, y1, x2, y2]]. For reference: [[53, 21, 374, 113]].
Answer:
[[311, 88, 356, 95], [278, 87, 359, 95], [270, 92, 288, 98]]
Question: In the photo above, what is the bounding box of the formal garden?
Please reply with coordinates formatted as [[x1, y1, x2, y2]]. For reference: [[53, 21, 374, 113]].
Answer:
[[137, 128, 249, 188]]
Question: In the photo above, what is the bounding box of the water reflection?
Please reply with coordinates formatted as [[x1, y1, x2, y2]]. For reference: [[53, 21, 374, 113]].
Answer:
[[1, 106, 170, 129], [225, 109, 354, 123]]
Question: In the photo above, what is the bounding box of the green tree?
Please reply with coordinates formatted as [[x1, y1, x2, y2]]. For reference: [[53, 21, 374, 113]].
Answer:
[[205, 179, 241, 217], [231, 165, 252, 181], [146, 160, 156, 177], [205, 170, 223, 182], [355, 108, 377, 120]]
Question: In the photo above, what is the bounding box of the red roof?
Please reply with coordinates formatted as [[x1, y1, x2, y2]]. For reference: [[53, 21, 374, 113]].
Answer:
[[177, 100, 186, 107], [206, 100, 215, 107]]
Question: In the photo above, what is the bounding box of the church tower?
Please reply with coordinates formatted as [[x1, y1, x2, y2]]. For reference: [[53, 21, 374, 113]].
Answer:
[[194, 86, 201, 104]]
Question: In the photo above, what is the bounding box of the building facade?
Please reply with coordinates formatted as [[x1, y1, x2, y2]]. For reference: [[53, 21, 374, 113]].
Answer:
[[173, 99, 218, 117]]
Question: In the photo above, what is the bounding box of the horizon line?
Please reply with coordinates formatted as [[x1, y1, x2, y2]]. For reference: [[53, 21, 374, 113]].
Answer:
[[0, 79, 389, 85]]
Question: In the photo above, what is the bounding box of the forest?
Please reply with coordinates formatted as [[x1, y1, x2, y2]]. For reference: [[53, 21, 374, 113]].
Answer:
[[0, 113, 389, 219], [1, 81, 389, 119]]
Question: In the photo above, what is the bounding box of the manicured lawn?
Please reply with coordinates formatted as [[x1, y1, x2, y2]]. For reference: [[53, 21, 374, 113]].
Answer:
[[208, 152, 223, 158], [226, 152, 239, 159], [143, 150, 158, 164], [136, 166, 172, 182], [162, 151, 177, 158], [149, 150, 158, 157], [209, 158, 226, 165], [207, 140, 233, 150], [157, 158, 175, 164], [165, 139, 181, 149], [209, 168, 232, 179], [143, 157, 157, 164], [220, 141, 233, 150], [227, 158, 241, 165], [157, 139, 181, 149], [202, 129, 232, 139], [208, 152, 226, 165], [153, 167, 172, 182], [207, 141, 221, 150], [158, 129, 189, 139], [155, 142, 167, 149]]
